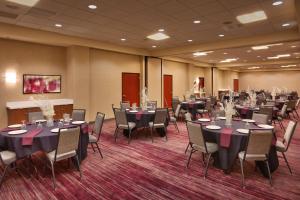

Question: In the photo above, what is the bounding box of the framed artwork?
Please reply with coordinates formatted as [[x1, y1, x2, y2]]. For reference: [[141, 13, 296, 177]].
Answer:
[[23, 74, 61, 94]]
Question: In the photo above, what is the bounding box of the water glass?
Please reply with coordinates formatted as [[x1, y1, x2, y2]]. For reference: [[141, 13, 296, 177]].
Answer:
[[58, 119, 64, 128], [21, 120, 26, 130], [37, 122, 43, 129]]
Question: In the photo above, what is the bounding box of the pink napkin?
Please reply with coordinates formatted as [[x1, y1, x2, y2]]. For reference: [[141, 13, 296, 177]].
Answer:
[[241, 108, 249, 115], [220, 128, 233, 148], [0, 127, 20, 132], [22, 128, 43, 146], [136, 111, 143, 120]]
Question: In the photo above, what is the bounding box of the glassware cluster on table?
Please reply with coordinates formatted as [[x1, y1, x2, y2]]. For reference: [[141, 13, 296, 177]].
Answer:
[[29, 113, 71, 128]]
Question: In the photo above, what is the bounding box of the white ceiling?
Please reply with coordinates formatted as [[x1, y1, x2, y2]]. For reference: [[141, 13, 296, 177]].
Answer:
[[0, 0, 299, 70]]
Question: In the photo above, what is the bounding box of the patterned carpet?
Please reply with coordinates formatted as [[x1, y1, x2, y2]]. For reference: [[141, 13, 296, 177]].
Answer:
[[1, 116, 300, 200]]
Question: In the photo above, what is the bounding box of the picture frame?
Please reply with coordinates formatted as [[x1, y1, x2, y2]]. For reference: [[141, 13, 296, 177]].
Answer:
[[23, 74, 61, 94]]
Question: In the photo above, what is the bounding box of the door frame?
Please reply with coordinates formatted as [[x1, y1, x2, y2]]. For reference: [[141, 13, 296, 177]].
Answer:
[[121, 72, 140, 105], [163, 74, 173, 108]]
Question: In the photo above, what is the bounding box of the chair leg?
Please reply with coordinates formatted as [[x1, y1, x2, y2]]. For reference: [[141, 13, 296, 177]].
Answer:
[[265, 160, 272, 186], [0, 165, 9, 189], [50, 162, 56, 189], [90, 143, 96, 152], [114, 128, 119, 142], [175, 122, 179, 133], [282, 152, 292, 174], [95, 142, 103, 158], [75, 155, 82, 180], [128, 129, 131, 144], [240, 159, 245, 188], [204, 153, 211, 178], [295, 111, 300, 119], [184, 143, 190, 154], [150, 127, 154, 143], [164, 127, 168, 141], [186, 149, 194, 168]]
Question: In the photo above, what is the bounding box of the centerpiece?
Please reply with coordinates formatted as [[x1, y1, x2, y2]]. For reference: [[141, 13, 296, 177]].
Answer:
[[141, 87, 148, 111], [224, 91, 236, 126], [30, 96, 55, 127]]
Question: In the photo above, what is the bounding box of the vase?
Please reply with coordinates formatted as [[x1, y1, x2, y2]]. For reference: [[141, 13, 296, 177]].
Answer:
[[225, 113, 232, 126], [46, 116, 54, 127]]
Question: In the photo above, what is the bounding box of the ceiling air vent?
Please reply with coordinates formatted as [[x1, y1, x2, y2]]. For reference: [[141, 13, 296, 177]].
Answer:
[[26, 8, 56, 18], [0, 10, 18, 19]]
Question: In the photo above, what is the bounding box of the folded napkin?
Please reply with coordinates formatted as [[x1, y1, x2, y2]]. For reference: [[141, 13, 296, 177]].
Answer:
[[0, 127, 20, 132], [136, 111, 143, 120], [220, 128, 233, 148], [22, 128, 43, 146]]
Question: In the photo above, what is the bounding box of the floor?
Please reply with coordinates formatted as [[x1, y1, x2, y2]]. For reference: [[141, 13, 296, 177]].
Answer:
[[0, 116, 300, 200]]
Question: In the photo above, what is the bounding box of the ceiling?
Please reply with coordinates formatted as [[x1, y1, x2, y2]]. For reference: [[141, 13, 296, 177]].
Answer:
[[0, 0, 299, 71]]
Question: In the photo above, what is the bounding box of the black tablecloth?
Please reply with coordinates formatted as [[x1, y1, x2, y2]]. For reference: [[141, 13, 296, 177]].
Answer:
[[200, 119, 279, 177], [0, 122, 89, 162], [181, 101, 205, 120]]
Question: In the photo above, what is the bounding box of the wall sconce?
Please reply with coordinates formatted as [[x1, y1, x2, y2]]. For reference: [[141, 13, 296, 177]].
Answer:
[[5, 71, 17, 84]]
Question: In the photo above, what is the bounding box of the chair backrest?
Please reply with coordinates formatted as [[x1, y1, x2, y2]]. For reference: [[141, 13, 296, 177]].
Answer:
[[288, 100, 297, 109], [28, 111, 44, 122], [280, 104, 288, 116], [174, 104, 181, 117], [93, 112, 105, 140], [184, 112, 192, 121], [113, 108, 128, 125], [55, 127, 80, 159], [243, 130, 273, 160], [72, 109, 86, 121], [120, 101, 130, 109], [205, 100, 211, 111], [283, 121, 297, 150], [296, 98, 300, 107], [186, 122, 206, 152], [259, 107, 273, 123], [252, 113, 269, 124], [266, 101, 275, 106], [154, 108, 168, 124]]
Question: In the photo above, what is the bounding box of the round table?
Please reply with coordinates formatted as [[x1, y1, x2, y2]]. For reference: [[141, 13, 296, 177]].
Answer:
[[0, 122, 89, 162], [199, 119, 279, 177], [126, 110, 155, 128], [181, 101, 205, 120], [235, 105, 259, 119]]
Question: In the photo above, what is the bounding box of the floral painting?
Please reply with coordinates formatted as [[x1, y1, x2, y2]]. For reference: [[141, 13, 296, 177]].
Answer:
[[23, 74, 61, 94]]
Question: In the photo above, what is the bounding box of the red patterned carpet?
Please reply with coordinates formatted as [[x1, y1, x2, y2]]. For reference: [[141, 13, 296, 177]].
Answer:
[[1, 117, 300, 200]]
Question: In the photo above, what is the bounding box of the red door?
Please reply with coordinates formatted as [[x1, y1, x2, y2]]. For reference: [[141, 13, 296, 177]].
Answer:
[[199, 77, 204, 89], [163, 75, 172, 108], [233, 79, 239, 92], [122, 73, 140, 106]]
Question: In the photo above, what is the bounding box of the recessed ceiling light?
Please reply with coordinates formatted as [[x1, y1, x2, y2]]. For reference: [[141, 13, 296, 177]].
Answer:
[[88, 4, 97, 9], [282, 23, 290, 27], [121, 38, 126, 41], [281, 64, 296, 68], [193, 20, 201, 24], [267, 54, 291, 59], [257, 55, 261, 58], [248, 66, 260, 69], [247, 50, 252, 53], [55, 23, 62, 27], [220, 58, 238, 63], [158, 29, 164, 32], [152, 45, 157, 48], [6, 0, 39, 7], [252, 45, 269, 50], [236, 10, 267, 24], [272, 1, 283, 6], [187, 39, 193, 42], [294, 52, 300, 55], [296, 56, 300, 59], [218, 34, 224, 37], [223, 52, 228, 55], [291, 46, 297, 48], [147, 32, 170, 40], [193, 51, 214, 57]]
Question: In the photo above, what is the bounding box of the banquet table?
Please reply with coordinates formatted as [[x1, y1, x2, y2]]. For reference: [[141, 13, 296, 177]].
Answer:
[[181, 101, 205, 120], [0, 122, 89, 163], [236, 105, 279, 119], [198, 119, 279, 177]]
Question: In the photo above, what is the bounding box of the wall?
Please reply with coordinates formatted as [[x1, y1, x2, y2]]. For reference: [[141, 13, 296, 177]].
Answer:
[[148, 58, 162, 106], [239, 70, 300, 93], [90, 49, 142, 119], [213, 69, 239, 96], [0, 39, 67, 127]]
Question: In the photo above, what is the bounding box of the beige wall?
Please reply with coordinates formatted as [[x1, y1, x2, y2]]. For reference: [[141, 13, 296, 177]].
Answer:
[[148, 58, 162, 106], [0, 39, 67, 127], [213, 69, 239, 96], [90, 49, 142, 119], [240, 71, 300, 93]]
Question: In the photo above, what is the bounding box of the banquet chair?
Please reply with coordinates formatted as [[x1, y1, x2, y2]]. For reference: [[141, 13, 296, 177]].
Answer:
[[168, 107, 179, 133], [0, 150, 17, 189], [273, 104, 287, 130], [259, 107, 274, 124], [28, 111, 44, 122], [113, 108, 136, 144], [120, 101, 130, 110], [286, 100, 297, 119], [89, 112, 105, 158], [252, 113, 269, 124], [46, 127, 81, 189], [276, 121, 297, 174], [238, 130, 273, 187], [186, 122, 218, 178], [184, 112, 193, 154], [149, 108, 168, 142], [72, 109, 86, 121]]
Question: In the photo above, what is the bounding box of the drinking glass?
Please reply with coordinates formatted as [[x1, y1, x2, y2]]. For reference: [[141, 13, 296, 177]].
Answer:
[[21, 120, 26, 130], [37, 122, 43, 129]]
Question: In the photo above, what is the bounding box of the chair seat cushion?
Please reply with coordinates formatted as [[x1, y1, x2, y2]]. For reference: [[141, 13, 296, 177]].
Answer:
[[193, 142, 218, 153], [0, 151, 16, 165], [170, 116, 176, 122], [89, 134, 97, 143], [238, 151, 267, 161], [47, 150, 77, 162], [275, 140, 286, 152], [197, 109, 208, 113], [149, 122, 165, 128], [118, 122, 136, 130]]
